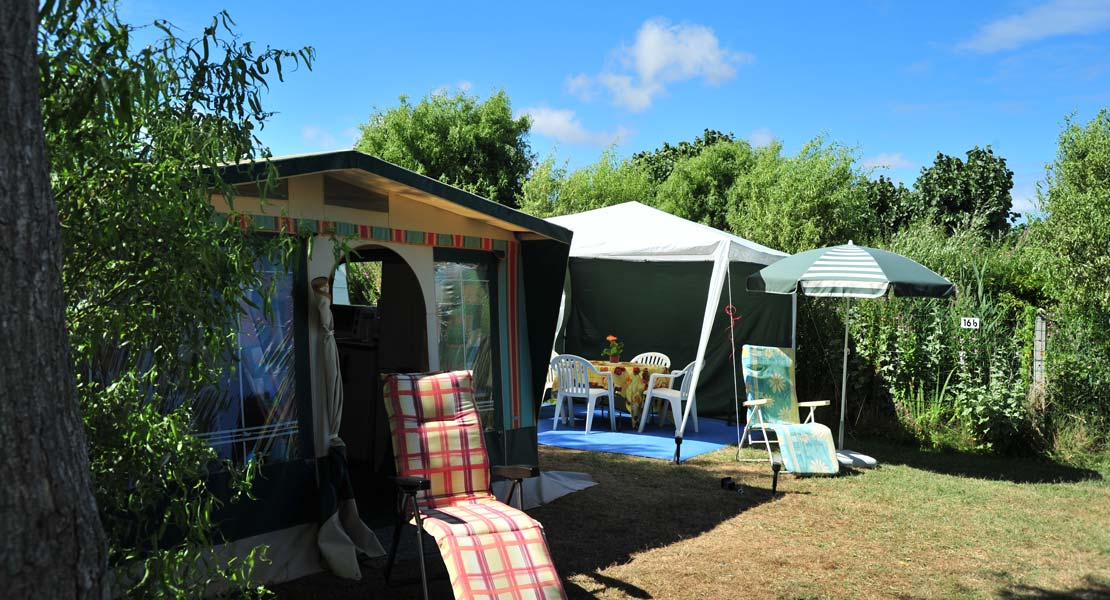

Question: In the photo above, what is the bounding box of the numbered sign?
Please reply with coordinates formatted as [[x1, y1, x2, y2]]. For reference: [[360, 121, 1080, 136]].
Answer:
[[960, 317, 980, 329]]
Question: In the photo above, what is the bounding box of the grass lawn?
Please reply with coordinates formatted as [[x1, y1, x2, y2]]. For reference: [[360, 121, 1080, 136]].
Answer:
[[274, 440, 1109, 599]]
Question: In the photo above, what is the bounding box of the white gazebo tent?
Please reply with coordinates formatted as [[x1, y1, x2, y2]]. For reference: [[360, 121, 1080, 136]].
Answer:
[[548, 202, 794, 460]]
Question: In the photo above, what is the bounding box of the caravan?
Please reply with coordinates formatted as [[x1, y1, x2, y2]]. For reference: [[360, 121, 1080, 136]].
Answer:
[[202, 150, 572, 583]]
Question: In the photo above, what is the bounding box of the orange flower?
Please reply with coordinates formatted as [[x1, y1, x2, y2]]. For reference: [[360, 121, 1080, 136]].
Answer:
[[606, 335, 618, 342]]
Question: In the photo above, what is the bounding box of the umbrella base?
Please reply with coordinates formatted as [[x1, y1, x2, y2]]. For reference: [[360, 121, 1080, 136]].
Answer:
[[836, 449, 878, 469]]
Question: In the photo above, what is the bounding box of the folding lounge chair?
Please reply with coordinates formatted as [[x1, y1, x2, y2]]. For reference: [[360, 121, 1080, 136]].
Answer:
[[739, 345, 839, 476], [382, 370, 566, 600]]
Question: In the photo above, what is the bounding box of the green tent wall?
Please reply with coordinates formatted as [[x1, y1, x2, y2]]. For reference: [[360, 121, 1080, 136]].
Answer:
[[561, 259, 793, 419]]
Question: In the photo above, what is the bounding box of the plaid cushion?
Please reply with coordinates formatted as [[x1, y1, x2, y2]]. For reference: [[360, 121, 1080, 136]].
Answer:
[[424, 503, 563, 599], [383, 371, 491, 508], [383, 371, 567, 599]]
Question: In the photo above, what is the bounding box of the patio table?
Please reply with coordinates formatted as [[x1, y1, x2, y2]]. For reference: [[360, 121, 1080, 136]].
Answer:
[[552, 360, 672, 428]]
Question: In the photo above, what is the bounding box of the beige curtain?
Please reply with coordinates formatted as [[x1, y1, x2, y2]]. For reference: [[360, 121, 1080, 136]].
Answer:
[[312, 278, 384, 579]]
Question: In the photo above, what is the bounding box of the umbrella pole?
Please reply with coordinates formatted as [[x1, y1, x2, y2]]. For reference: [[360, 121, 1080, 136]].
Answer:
[[839, 297, 850, 450]]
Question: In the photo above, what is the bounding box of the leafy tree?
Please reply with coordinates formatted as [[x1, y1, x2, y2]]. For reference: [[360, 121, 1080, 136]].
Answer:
[[631, 128, 736, 185], [519, 150, 655, 217], [655, 139, 756, 231], [914, 146, 1015, 235], [39, 0, 311, 594], [864, 174, 921, 235], [1036, 110, 1110, 458], [356, 90, 533, 208], [2, 1, 109, 596], [727, 137, 874, 253], [1039, 109, 1110, 320]]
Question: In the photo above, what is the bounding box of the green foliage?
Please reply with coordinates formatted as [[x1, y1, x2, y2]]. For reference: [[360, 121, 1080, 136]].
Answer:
[[519, 150, 655, 217], [727, 137, 875, 253], [655, 140, 755, 231], [850, 223, 1040, 453], [863, 175, 920, 235], [355, 90, 533, 207], [83, 376, 267, 596], [1029, 109, 1110, 465], [346, 261, 382, 306], [914, 146, 1016, 235], [1038, 109, 1110, 320], [40, 0, 311, 595], [631, 128, 736, 185]]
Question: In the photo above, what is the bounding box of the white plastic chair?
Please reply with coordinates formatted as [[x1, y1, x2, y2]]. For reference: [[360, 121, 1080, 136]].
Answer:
[[630, 352, 671, 370], [550, 354, 616, 434], [638, 361, 699, 433]]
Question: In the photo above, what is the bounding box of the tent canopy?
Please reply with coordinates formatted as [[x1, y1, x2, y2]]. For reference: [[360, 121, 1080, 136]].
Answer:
[[548, 202, 785, 264]]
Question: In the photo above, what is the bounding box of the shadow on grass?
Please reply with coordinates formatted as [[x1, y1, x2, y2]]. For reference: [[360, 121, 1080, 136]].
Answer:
[[528, 446, 784, 599], [995, 575, 1110, 599], [565, 572, 652, 599], [851, 439, 1103, 483]]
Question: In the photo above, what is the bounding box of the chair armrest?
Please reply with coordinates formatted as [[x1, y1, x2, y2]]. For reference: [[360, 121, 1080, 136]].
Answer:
[[392, 475, 431, 493], [492, 464, 540, 480], [742, 398, 768, 407], [798, 400, 831, 407]]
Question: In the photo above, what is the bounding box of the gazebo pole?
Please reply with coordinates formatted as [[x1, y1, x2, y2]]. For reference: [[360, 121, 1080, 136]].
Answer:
[[839, 297, 850, 450]]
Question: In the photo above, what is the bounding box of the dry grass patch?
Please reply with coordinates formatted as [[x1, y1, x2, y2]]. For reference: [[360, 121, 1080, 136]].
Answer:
[[533, 442, 1109, 599]]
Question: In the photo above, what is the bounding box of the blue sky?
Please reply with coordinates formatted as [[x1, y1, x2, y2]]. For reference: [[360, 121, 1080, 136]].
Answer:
[[122, 0, 1110, 216]]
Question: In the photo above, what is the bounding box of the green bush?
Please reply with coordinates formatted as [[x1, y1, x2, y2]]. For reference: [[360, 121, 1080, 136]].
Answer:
[[844, 223, 1040, 453]]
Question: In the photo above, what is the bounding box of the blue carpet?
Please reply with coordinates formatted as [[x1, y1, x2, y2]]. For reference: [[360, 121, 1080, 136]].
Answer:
[[537, 403, 740, 461]]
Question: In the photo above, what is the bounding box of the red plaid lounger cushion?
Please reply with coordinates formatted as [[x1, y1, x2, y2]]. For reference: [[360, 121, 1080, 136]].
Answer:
[[384, 371, 566, 599]]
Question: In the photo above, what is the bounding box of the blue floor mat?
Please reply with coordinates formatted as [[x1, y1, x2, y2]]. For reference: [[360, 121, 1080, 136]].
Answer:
[[537, 403, 740, 461]]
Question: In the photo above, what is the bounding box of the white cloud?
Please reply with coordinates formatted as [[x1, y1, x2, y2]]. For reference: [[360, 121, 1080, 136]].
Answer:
[[302, 125, 339, 149], [565, 73, 595, 101], [598, 18, 750, 112], [959, 0, 1110, 53], [520, 107, 630, 146], [861, 153, 913, 170], [747, 128, 776, 148], [457, 80, 473, 93], [597, 73, 659, 112]]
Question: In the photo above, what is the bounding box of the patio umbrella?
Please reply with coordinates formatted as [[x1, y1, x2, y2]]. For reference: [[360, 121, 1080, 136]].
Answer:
[[746, 242, 955, 453]]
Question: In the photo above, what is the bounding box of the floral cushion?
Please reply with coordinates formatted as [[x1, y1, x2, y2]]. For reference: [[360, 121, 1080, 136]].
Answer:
[[767, 422, 840, 475], [741, 345, 801, 424], [742, 346, 839, 476]]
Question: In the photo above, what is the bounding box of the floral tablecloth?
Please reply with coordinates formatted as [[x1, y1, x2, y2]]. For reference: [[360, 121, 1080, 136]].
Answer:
[[552, 360, 671, 427]]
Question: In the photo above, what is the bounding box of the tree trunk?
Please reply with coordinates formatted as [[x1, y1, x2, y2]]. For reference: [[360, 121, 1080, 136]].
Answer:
[[0, 1, 110, 598]]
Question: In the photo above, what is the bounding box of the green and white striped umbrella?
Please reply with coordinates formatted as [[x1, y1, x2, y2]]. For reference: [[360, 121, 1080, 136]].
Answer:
[[746, 241, 955, 299]]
